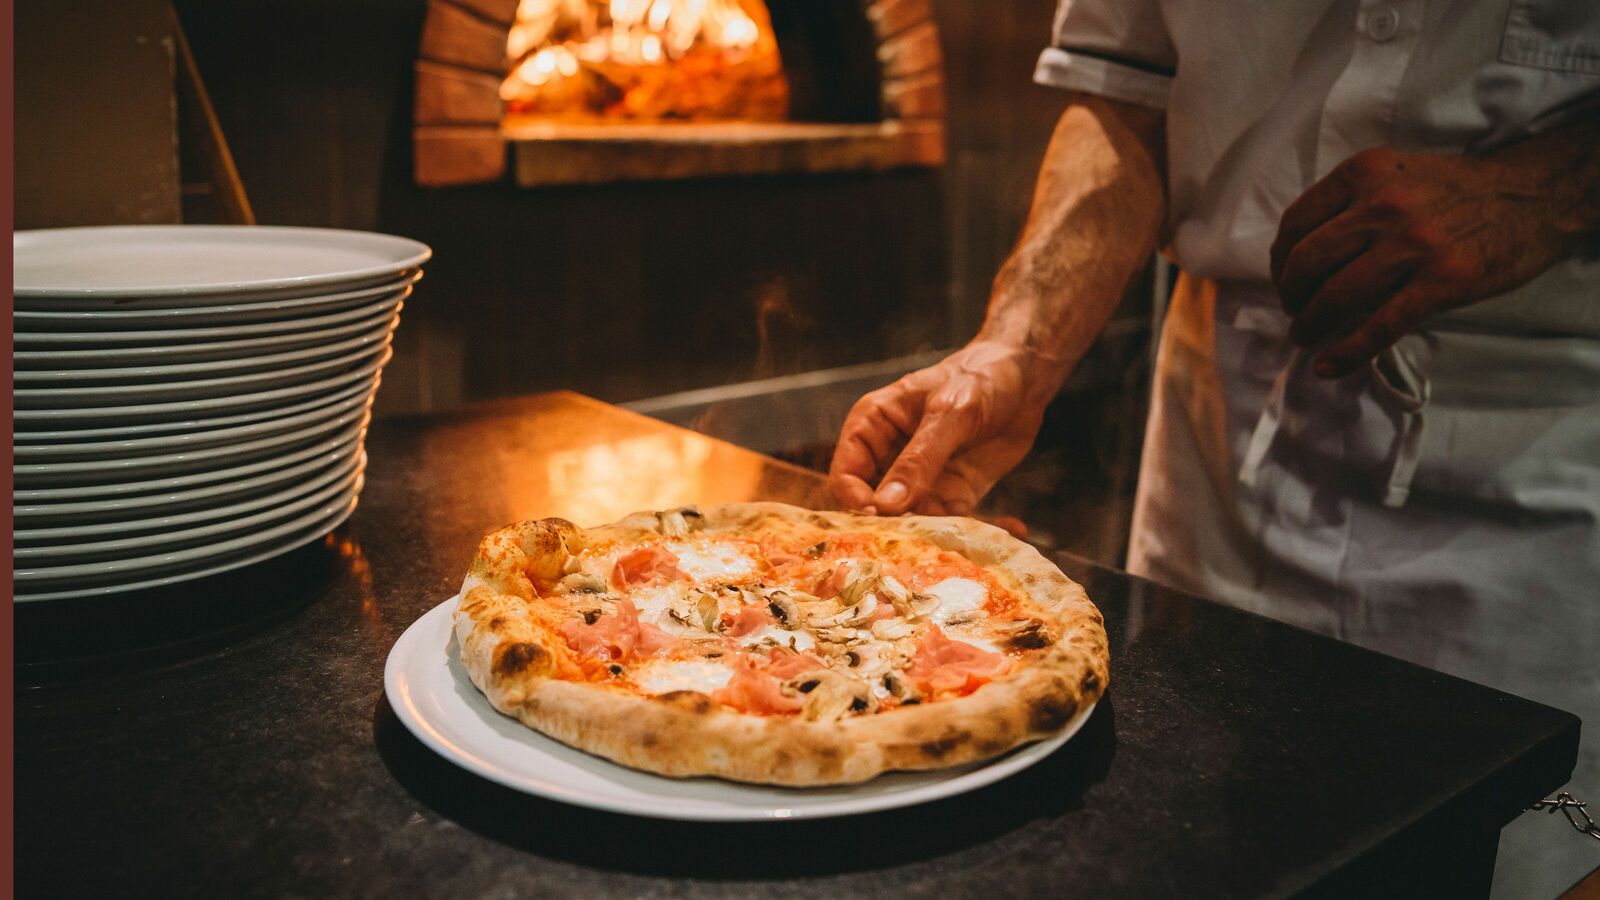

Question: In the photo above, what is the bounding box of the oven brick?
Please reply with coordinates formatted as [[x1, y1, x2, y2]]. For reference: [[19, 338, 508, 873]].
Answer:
[[866, 0, 933, 43], [415, 61, 503, 125], [450, 0, 519, 26], [414, 124, 507, 185], [419, 1, 508, 75], [876, 20, 942, 80], [882, 71, 945, 119]]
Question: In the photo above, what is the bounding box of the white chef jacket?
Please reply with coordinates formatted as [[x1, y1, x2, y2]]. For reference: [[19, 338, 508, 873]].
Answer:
[[1036, 2, 1600, 895]]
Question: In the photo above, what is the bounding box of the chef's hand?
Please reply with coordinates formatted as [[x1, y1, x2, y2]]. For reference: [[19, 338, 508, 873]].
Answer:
[[1270, 138, 1595, 378], [828, 341, 1042, 528]]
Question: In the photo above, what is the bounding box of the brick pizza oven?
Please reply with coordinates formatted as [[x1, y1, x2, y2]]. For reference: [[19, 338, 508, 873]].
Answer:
[[413, 0, 946, 186]]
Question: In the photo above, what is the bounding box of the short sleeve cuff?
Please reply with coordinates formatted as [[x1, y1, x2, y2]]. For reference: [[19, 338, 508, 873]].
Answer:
[[1033, 47, 1173, 109]]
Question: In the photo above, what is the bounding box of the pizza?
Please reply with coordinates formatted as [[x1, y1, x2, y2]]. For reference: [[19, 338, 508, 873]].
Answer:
[[454, 501, 1109, 786]]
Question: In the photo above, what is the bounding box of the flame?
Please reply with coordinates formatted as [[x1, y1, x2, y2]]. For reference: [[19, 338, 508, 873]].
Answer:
[[501, 0, 788, 121]]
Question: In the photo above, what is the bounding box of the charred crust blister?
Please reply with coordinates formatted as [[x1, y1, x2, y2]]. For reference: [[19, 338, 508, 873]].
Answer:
[[492, 641, 547, 677], [1028, 696, 1076, 733]]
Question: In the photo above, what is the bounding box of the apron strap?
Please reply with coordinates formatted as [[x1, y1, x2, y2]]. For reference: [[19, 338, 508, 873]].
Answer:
[[1238, 346, 1299, 490], [1237, 342, 1431, 507], [1370, 344, 1431, 508]]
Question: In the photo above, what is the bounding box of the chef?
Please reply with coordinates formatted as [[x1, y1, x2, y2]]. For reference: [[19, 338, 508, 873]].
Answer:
[[830, 2, 1599, 893]]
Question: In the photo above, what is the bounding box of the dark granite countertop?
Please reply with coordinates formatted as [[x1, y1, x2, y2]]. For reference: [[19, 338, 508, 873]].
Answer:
[[15, 392, 1580, 898]]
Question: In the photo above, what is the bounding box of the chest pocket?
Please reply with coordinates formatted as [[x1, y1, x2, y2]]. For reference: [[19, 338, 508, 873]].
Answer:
[[1500, 0, 1600, 75]]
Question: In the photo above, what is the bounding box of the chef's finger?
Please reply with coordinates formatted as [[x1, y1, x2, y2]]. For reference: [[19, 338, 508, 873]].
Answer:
[[1274, 211, 1371, 316], [828, 470, 877, 511], [873, 402, 976, 515], [830, 388, 918, 484], [1314, 282, 1436, 377], [1288, 249, 1409, 348], [1270, 175, 1355, 285]]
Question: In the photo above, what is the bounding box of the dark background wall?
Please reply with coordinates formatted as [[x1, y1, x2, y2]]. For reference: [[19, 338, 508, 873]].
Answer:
[[168, 0, 1092, 416]]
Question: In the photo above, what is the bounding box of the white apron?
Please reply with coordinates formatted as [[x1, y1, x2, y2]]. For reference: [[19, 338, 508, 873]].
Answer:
[[1127, 269, 1600, 894]]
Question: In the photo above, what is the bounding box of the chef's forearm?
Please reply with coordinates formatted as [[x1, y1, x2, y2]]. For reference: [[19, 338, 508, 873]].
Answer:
[[1491, 118, 1600, 247], [978, 93, 1167, 409]]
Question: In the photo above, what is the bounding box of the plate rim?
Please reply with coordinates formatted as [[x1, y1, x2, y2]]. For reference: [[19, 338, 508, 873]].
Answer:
[[13, 369, 378, 442], [13, 287, 409, 347], [14, 272, 418, 327], [13, 406, 369, 485], [14, 225, 431, 299], [14, 316, 397, 384], [384, 595, 1095, 822], [13, 346, 392, 424], [14, 299, 404, 366], [14, 480, 363, 586], [15, 452, 365, 541], [12, 497, 360, 602], [13, 423, 364, 502], [16, 464, 365, 563], [14, 384, 374, 459]]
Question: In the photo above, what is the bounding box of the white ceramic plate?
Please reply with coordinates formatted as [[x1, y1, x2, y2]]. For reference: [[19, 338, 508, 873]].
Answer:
[[16, 465, 364, 564], [13, 494, 361, 602], [14, 385, 373, 462], [13, 297, 404, 367], [13, 406, 369, 487], [14, 225, 430, 302], [14, 347, 392, 426], [13, 285, 411, 348], [15, 339, 390, 408], [14, 423, 364, 503], [15, 449, 364, 526], [14, 316, 397, 385], [15, 452, 364, 543], [13, 275, 416, 331], [13, 369, 378, 443], [384, 597, 1095, 822]]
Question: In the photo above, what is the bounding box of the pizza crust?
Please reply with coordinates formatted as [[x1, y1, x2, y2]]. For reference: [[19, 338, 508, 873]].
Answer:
[[454, 502, 1109, 786]]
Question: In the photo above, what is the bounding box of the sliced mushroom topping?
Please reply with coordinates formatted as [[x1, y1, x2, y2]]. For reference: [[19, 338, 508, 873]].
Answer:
[[837, 560, 883, 607], [653, 506, 704, 538], [882, 671, 922, 704], [877, 575, 940, 620], [786, 670, 878, 722], [814, 626, 864, 645], [998, 619, 1052, 650], [813, 592, 878, 628], [871, 618, 915, 640], [765, 590, 801, 626], [695, 590, 722, 632], [557, 572, 608, 594], [561, 555, 584, 575], [656, 509, 691, 538]]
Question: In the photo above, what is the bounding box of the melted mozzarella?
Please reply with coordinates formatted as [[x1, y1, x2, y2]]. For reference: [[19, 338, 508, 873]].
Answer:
[[923, 577, 988, 624], [629, 584, 687, 627], [633, 659, 734, 695], [953, 635, 1004, 655], [665, 541, 757, 581], [739, 626, 816, 652]]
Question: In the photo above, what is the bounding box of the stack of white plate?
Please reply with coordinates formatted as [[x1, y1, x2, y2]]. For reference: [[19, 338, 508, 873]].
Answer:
[[14, 225, 431, 602]]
